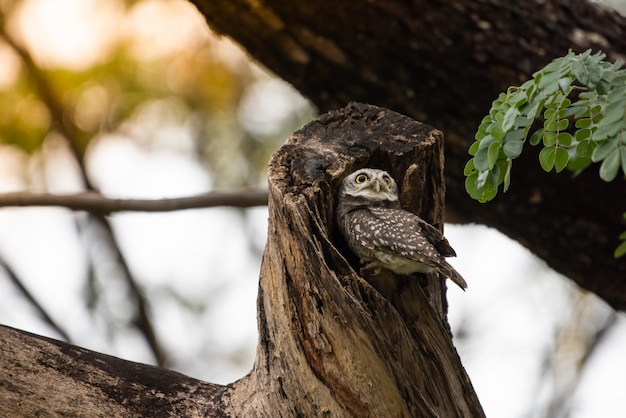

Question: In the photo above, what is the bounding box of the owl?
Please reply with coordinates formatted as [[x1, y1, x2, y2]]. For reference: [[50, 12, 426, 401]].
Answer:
[[336, 168, 467, 290]]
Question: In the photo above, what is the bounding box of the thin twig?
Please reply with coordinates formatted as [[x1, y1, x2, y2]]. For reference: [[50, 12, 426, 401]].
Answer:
[[0, 257, 72, 342], [0, 23, 90, 183], [0, 190, 268, 213]]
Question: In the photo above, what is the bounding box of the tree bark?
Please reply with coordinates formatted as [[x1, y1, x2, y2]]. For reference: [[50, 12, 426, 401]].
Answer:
[[0, 325, 228, 417], [1, 103, 483, 416], [190, 0, 626, 311]]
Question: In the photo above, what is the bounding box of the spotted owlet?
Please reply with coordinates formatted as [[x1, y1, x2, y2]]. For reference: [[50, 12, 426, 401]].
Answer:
[[336, 168, 467, 290]]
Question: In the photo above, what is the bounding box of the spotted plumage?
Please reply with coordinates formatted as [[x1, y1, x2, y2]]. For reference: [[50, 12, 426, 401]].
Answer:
[[336, 168, 467, 290]]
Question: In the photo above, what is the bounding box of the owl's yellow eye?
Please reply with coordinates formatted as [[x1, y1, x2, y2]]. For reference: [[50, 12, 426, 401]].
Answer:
[[355, 173, 368, 184], [383, 175, 392, 187]]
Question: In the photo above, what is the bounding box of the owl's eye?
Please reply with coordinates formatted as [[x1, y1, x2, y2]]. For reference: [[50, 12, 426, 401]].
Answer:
[[355, 173, 369, 184], [383, 175, 392, 187]]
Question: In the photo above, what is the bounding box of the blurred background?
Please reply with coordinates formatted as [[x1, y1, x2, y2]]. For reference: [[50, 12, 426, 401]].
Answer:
[[0, 1, 625, 417]]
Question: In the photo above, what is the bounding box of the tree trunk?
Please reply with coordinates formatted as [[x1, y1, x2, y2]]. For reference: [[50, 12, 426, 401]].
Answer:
[[190, 0, 626, 311], [1, 103, 483, 416]]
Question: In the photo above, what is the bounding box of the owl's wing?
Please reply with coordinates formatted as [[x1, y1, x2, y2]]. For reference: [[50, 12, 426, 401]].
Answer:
[[366, 207, 452, 264], [416, 218, 457, 257], [343, 209, 381, 252], [352, 207, 467, 289]]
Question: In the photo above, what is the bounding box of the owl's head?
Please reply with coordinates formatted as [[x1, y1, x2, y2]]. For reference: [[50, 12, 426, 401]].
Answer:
[[339, 168, 399, 202]]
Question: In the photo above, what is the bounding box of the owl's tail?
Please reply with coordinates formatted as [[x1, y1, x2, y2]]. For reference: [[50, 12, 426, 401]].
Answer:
[[442, 262, 468, 290]]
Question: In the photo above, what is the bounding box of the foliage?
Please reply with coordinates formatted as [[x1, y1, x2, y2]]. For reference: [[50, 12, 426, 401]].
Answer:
[[0, 0, 314, 378], [0, 1, 313, 187], [464, 50, 626, 256]]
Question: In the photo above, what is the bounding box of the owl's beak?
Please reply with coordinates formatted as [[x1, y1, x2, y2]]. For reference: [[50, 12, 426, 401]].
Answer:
[[372, 180, 381, 192]]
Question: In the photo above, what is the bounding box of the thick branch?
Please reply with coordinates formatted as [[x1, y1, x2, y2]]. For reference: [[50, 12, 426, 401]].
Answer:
[[0, 190, 268, 213], [0, 325, 228, 417], [191, 0, 626, 310]]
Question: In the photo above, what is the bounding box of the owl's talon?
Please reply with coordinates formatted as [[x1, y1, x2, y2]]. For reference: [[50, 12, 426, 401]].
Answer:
[[360, 258, 382, 275]]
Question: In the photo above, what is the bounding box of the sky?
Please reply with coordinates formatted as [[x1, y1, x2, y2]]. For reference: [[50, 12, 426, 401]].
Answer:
[[1, 1, 625, 417]]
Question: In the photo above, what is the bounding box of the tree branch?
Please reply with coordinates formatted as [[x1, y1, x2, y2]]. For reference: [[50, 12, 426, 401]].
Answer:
[[0, 190, 268, 213], [0, 257, 71, 342]]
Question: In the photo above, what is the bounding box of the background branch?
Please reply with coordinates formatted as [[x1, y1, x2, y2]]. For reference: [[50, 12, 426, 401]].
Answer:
[[0, 190, 268, 213], [0, 257, 71, 342], [0, 22, 168, 366]]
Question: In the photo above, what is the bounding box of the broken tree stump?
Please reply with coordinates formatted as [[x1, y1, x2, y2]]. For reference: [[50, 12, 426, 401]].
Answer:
[[0, 102, 483, 417]]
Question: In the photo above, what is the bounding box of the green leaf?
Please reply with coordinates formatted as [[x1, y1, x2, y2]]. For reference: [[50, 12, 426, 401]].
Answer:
[[597, 79, 612, 95], [465, 172, 478, 195], [478, 184, 497, 203], [525, 97, 544, 119], [567, 155, 592, 171], [575, 128, 591, 142], [487, 141, 501, 169], [490, 163, 502, 187], [513, 116, 531, 127], [621, 146, 626, 176], [503, 140, 524, 158], [478, 135, 498, 150], [504, 128, 526, 142], [491, 123, 506, 140], [510, 90, 528, 105], [463, 159, 476, 175], [539, 70, 567, 90], [571, 59, 589, 84], [477, 119, 493, 137], [557, 132, 572, 146], [561, 106, 580, 118], [466, 171, 499, 203], [476, 170, 490, 189], [593, 120, 620, 141], [592, 139, 618, 162], [529, 128, 544, 146], [554, 147, 569, 172], [576, 140, 595, 158], [557, 76, 573, 93], [602, 97, 626, 126], [469, 141, 480, 155], [599, 148, 621, 181], [543, 131, 558, 146], [614, 240, 626, 258], [503, 160, 512, 192], [575, 118, 592, 129], [573, 105, 591, 119], [502, 107, 519, 132], [539, 146, 557, 171], [556, 118, 569, 131], [474, 147, 490, 171], [557, 97, 572, 108], [544, 118, 569, 132], [465, 173, 480, 198]]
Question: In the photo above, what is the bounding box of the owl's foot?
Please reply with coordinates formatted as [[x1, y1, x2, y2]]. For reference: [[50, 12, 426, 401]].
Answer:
[[360, 257, 383, 276]]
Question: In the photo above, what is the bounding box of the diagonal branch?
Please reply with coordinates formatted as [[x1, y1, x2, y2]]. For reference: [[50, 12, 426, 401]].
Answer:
[[0, 19, 90, 181], [0, 257, 72, 342], [0, 190, 268, 213]]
